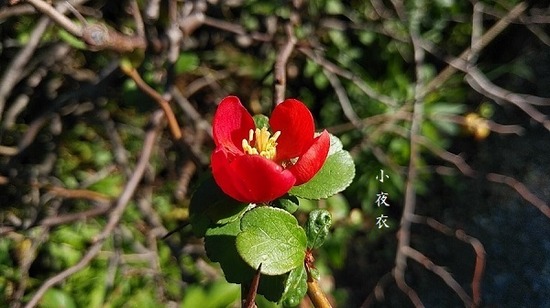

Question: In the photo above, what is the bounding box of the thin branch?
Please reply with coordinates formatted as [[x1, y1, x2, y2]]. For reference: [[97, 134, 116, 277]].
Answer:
[[128, 0, 145, 38], [393, 1, 426, 306], [39, 204, 111, 227], [327, 108, 412, 135], [408, 215, 486, 307], [420, 2, 527, 97], [121, 65, 183, 140], [201, 16, 272, 42], [0, 15, 50, 121], [416, 136, 477, 177], [361, 272, 393, 307], [273, 24, 297, 106], [299, 47, 398, 107], [402, 246, 473, 307], [175, 160, 197, 201], [23, 110, 164, 308], [415, 132, 550, 220], [166, 0, 182, 63], [171, 86, 213, 138], [438, 114, 525, 136], [486, 173, 550, 219], [10, 223, 52, 308], [22, 0, 146, 52], [324, 69, 362, 128], [466, 67, 550, 131], [180, 69, 230, 98], [42, 185, 111, 203], [24, 0, 83, 36]]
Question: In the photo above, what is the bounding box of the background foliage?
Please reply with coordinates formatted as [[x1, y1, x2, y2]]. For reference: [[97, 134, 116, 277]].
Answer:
[[1, 0, 549, 307]]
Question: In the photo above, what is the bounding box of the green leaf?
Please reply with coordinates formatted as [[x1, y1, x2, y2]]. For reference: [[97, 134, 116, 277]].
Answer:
[[189, 174, 249, 237], [327, 133, 343, 155], [236, 207, 307, 276], [290, 134, 355, 200], [205, 219, 250, 281], [88, 174, 122, 197], [40, 288, 76, 308], [281, 265, 307, 307], [204, 219, 286, 302], [273, 195, 299, 213], [174, 52, 199, 74], [305, 209, 332, 249]]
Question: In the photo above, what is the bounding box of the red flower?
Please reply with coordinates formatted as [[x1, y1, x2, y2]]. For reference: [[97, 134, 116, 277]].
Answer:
[[211, 96, 330, 203]]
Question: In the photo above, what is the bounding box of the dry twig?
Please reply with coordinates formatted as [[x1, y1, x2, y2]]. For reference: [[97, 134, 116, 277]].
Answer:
[[24, 110, 164, 308], [273, 24, 297, 106]]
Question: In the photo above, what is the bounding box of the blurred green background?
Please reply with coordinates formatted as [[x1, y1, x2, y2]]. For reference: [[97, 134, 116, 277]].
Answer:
[[1, 0, 549, 307]]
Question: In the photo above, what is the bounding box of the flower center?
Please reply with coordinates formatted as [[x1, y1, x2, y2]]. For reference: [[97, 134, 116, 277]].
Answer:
[[242, 127, 281, 160]]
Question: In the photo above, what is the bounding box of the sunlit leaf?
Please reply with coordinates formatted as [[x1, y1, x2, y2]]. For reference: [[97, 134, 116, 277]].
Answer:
[[236, 207, 307, 276], [290, 134, 355, 200]]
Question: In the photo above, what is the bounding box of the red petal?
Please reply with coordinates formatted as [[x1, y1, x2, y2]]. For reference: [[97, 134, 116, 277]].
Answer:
[[211, 149, 245, 201], [288, 130, 330, 185], [212, 150, 296, 203], [213, 96, 255, 155], [270, 99, 315, 161]]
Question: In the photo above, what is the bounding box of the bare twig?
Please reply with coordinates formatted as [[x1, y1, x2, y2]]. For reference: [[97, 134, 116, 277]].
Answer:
[[273, 24, 297, 106], [24, 110, 164, 308], [327, 109, 412, 135], [466, 67, 550, 131], [42, 185, 111, 203], [393, 1, 426, 306], [324, 70, 362, 128], [171, 87, 213, 138], [416, 136, 477, 177], [24, 0, 83, 36], [361, 272, 393, 307], [420, 2, 527, 97], [0, 16, 49, 121], [166, 0, 182, 63], [201, 16, 272, 42], [402, 246, 473, 307], [39, 204, 111, 227], [10, 223, 52, 308], [408, 215, 486, 307], [299, 47, 398, 107], [486, 173, 550, 219], [175, 160, 197, 201], [415, 131, 550, 221], [22, 0, 146, 52], [121, 65, 183, 140], [438, 114, 525, 136], [129, 0, 145, 38]]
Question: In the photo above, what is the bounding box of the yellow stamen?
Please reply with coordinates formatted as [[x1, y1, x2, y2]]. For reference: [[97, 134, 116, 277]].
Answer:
[[242, 127, 281, 160]]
